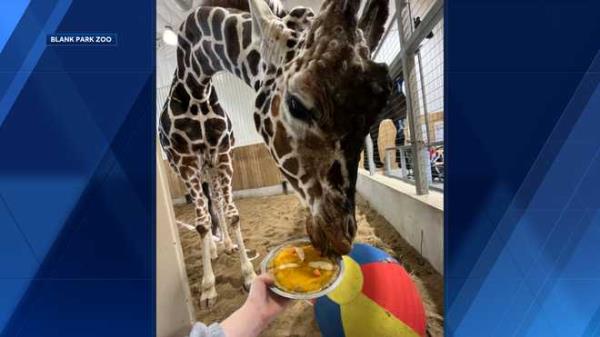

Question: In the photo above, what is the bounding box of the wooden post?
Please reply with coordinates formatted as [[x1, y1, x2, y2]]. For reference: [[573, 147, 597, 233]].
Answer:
[[156, 141, 196, 337]]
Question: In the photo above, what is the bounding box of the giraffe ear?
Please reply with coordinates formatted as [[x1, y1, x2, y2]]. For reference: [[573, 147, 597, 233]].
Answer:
[[358, 0, 390, 52], [249, 0, 277, 41]]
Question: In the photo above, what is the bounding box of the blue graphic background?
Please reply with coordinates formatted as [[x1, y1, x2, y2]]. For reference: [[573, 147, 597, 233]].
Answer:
[[0, 0, 31, 53], [446, 0, 600, 336], [0, 0, 154, 335]]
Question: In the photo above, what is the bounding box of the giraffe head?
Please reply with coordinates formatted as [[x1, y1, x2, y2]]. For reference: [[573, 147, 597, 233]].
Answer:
[[250, 0, 392, 256]]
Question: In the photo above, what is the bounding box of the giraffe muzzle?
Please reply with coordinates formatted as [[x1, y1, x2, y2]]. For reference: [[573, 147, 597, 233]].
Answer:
[[306, 212, 356, 256]]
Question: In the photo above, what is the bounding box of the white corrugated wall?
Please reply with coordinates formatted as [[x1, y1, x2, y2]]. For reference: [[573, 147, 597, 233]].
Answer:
[[212, 73, 263, 147], [157, 45, 262, 147]]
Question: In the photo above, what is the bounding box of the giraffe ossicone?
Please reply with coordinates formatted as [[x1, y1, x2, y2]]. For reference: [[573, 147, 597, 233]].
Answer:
[[159, 0, 392, 308]]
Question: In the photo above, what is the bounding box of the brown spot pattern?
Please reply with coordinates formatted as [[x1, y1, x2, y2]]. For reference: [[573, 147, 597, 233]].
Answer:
[[282, 157, 299, 175], [171, 133, 190, 154], [263, 118, 273, 137], [273, 122, 292, 157], [271, 95, 281, 117], [175, 118, 203, 141], [205, 118, 226, 145]]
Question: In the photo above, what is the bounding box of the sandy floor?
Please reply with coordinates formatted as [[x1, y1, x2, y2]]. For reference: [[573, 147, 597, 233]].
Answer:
[[175, 193, 443, 337]]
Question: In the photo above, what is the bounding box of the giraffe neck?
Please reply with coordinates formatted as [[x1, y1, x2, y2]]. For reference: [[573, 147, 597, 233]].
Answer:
[[176, 7, 264, 91]]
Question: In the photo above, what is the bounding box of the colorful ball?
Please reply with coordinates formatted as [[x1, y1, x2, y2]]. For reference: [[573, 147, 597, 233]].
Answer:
[[314, 244, 426, 337]]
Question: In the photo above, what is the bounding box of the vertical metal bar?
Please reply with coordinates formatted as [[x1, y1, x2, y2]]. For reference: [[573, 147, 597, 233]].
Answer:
[[384, 149, 392, 175], [407, 1, 433, 185], [400, 147, 408, 178], [395, 0, 429, 195], [416, 46, 434, 185], [365, 135, 376, 176], [416, 52, 432, 145], [407, 2, 432, 146]]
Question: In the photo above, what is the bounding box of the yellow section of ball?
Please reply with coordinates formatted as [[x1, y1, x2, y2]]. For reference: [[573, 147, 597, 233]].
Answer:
[[327, 256, 363, 305], [341, 293, 421, 337]]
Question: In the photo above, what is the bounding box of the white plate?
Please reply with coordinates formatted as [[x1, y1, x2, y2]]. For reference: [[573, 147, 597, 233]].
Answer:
[[260, 237, 345, 300]]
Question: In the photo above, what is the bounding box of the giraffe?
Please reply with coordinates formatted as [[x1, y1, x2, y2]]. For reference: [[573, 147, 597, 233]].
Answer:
[[159, 0, 392, 309]]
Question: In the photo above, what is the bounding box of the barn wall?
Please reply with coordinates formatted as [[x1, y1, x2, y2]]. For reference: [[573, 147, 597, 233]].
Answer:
[[162, 143, 283, 201], [231, 143, 283, 190], [164, 163, 188, 202], [377, 120, 399, 168], [357, 169, 444, 273], [212, 73, 263, 147], [404, 110, 443, 142]]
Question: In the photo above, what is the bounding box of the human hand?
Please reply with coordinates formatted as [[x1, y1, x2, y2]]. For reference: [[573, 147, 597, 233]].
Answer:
[[221, 273, 290, 337], [244, 273, 290, 323]]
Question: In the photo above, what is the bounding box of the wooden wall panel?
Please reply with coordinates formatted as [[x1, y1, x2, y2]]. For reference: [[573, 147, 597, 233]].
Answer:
[[378, 120, 399, 169], [163, 143, 283, 201], [231, 143, 283, 191], [358, 120, 401, 170], [164, 163, 187, 201], [405, 111, 444, 142]]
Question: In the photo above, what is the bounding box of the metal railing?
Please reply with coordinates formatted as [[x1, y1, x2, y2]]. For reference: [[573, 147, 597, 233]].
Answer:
[[381, 141, 443, 191], [365, 0, 444, 194]]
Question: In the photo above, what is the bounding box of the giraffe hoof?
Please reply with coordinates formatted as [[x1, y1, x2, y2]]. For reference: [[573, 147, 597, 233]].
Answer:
[[200, 288, 218, 310], [243, 281, 251, 292], [210, 245, 218, 260], [242, 270, 257, 292], [225, 244, 239, 254], [246, 249, 260, 261]]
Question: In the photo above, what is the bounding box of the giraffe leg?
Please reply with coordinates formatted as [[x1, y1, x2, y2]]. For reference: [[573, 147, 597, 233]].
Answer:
[[209, 173, 236, 254], [186, 181, 218, 260], [200, 229, 217, 309], [181, 212, 218, 260], [219, 160, 256, 291], [231, 213, 256, 291], [194, 189, 218, 309], [208, 225, 218, 260], [183, 173, 218, 309], [204, 181, 223, 251], [204, 185, 218, 260]]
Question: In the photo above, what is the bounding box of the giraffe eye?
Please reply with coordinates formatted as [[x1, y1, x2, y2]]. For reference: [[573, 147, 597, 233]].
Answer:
[[286, 95, 314, 123]]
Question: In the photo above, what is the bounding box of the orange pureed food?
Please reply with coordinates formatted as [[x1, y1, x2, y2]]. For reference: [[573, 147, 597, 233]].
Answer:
[[268, 244, 338, 293]]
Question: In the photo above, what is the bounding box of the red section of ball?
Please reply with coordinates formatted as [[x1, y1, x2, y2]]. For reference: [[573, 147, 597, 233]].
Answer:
[[360, 262, 427, 337]]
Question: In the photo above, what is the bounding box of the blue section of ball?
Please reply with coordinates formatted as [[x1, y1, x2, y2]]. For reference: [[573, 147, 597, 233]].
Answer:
[[349, 243, 394, 265], [315, 294, 345, 337]]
